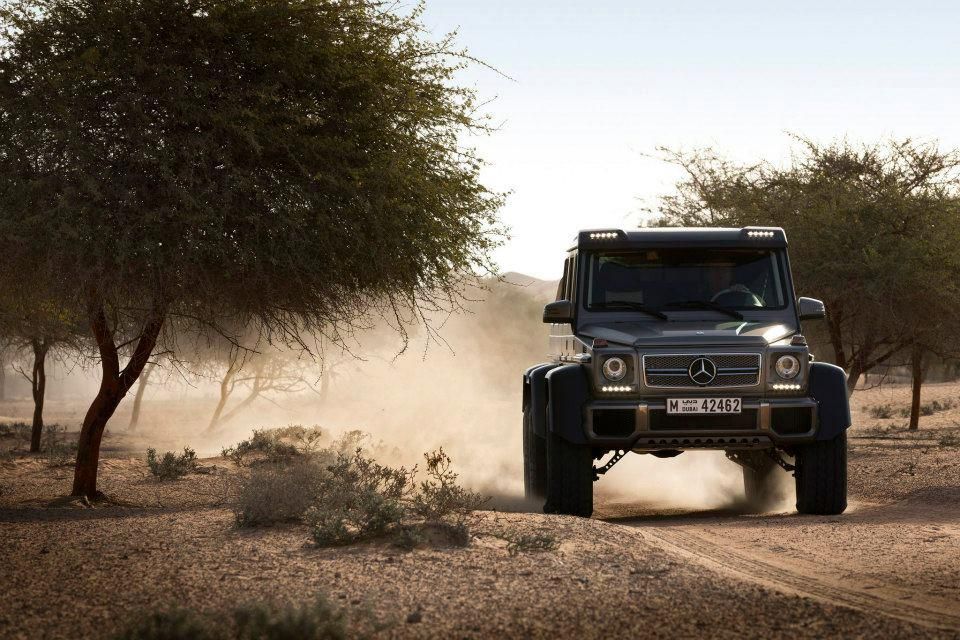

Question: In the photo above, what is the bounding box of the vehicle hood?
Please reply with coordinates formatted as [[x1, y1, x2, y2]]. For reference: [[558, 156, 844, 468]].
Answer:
[[578, 320, 795, 348]]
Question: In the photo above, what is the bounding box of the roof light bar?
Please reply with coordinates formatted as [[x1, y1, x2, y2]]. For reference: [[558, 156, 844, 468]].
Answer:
[[589, 232, 619, 240], [747, 230, 775, 238], [601, 385, 633, 393]]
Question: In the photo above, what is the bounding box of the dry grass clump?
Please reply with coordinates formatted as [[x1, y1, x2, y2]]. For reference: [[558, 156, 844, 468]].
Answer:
[[114, 596, 351, 640], [224, 427, 488, 548], [868, 398, 957, 420], [234, 458, 330, 527], [146, 447, 198, 480], [40, 425, 77, 467], [220, 425, 325, 467]]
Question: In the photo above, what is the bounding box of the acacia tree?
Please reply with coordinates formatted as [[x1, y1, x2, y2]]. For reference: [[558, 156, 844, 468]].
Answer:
[[0, 0, 503, 498], [652, 138, 960, 399]]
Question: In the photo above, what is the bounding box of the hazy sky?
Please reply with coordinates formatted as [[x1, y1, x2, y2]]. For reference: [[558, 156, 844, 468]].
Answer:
[[421, 1, 960, 279]]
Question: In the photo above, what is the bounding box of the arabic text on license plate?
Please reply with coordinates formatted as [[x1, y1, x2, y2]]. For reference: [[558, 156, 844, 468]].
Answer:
[[666, 398, 741, 414]]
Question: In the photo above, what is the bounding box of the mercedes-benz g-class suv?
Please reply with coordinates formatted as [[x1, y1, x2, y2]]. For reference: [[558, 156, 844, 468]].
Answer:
[[522, 227, 850, 517]]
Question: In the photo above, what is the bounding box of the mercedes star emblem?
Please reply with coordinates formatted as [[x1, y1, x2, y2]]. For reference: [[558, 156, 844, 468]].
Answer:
[[688, 357, 717, 385]]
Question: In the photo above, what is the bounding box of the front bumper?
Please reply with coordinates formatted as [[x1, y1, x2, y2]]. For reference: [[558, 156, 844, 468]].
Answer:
[[583, 396, 818, 450]]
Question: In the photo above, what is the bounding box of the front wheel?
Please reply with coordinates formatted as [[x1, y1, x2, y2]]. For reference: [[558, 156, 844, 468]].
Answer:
[[795, 432, 847, 515], [544, 429, 593, 518]]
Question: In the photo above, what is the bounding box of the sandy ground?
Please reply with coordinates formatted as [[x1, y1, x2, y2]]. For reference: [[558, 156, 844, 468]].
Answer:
[[1, 383, 959, 639]]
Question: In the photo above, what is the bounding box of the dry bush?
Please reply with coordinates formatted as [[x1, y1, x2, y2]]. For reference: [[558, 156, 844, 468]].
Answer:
[[939, 432, 960, 448], [114, 597, 351, 640], [40, 425, 76, 467], [113, 609, 218, 640], [305, 450, 412, 546], [234, 458, 330, 527], [868, 404, 895, 419], [146, 447, 198, 480], [410, 449, 488, 526], [221, 426, 324, 467], [497, 530, 560, 556]]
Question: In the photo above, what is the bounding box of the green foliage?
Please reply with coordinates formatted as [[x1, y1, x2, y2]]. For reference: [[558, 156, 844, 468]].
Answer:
[[0, 0, 503, 338], [305, 450, 412, 546], [146, 447, 198, 480]]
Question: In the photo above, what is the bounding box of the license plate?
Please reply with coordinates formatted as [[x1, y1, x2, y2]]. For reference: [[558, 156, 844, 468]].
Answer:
[[667, 398, 741, 414]]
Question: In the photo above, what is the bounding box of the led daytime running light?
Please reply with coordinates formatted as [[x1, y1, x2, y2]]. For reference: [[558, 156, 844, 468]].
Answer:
[[772, 383, 801, 390], [601, 385, 633, 393]]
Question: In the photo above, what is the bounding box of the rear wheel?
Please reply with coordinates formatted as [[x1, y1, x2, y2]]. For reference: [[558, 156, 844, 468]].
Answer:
[[544, 426, 593, 518], [795, 432, 847, 515], [522, 406, 547, 502]]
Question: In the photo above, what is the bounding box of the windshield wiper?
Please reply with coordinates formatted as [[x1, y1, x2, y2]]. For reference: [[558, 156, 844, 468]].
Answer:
[[662, 300, 744, 320], [594, 300, 669, 320]]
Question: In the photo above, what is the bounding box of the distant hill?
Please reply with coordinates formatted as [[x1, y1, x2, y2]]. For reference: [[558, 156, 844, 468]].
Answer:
[[500, 272, 559, 303]]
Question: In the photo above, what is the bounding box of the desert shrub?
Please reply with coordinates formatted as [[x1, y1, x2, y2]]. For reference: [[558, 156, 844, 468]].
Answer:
[[305, 450, 412, 546], [939, 432, 960, 448], [234, 458, 329, 527], [114, 609, 218, 640], [146, 447, 198, 480], [921, 398, 956, 416], [410, 449, 488, 525], [233, 596, 347, 640], [497, 530, 559, 557], [40, 425, 77, 467], [221, 426, 324, 467], [868, 404, 894, 419], [115, 598, 350, 640]]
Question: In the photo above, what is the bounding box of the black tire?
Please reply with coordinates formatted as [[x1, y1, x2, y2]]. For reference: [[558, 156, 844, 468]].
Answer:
[[741, 453, 780, 511], [543, 427, 593, 518], [522, 406, 547, 502], [795, 432, 847, 515]]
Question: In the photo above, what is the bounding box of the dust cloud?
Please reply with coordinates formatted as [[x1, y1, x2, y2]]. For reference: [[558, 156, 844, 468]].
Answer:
[[15, 275, 794, 513]]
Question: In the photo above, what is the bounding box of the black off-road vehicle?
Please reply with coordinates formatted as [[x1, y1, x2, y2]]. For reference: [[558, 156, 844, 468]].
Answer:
[[522, 227, 850, 517]]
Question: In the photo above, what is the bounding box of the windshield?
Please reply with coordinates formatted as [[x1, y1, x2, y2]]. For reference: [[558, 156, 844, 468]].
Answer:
[[585, 249, 788, 312]]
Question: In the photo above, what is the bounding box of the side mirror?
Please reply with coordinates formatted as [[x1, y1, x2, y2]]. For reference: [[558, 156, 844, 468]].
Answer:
[[798, 297, 826, 321], [543, 300, 574, 324]]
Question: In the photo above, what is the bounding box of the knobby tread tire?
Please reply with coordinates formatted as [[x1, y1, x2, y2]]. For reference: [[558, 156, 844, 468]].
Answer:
[[522, 407, 547, 502], [795, 431, 847, 515], [544, 422, 593, 518]]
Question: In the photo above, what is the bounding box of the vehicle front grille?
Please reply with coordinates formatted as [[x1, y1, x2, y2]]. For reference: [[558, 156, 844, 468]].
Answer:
[[643, 353, 762, 389]]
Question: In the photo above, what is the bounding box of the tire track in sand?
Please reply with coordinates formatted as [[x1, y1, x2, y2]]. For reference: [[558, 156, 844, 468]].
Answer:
[[639, 526, 960, 631]]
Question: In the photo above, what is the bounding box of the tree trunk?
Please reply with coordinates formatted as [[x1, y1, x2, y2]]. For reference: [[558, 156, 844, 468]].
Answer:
[[0, 353, 6, 402], [908, 345, 923, 431], [72, 303, 165, 499], [206, 358, 240, 433], [29, 338, 49, 453], [128, 361, 156, 432]]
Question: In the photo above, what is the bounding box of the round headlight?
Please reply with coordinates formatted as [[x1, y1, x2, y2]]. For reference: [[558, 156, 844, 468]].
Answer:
[[602, 357, 627, 381], [775, 354, 800, 379]]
